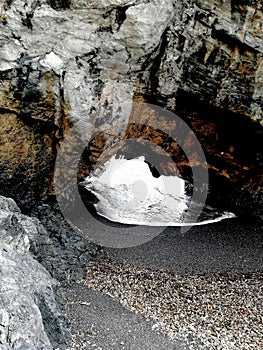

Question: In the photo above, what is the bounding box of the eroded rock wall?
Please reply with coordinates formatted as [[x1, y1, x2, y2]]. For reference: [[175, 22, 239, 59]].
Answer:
[[0, 0, 262, 218], [0, 196, 68, 349]]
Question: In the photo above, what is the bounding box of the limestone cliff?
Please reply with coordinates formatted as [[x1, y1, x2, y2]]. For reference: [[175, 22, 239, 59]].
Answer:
[[0, 0, 262, 219]]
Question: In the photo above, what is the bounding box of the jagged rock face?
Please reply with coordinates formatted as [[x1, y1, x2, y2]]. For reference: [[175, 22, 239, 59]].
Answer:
[[0, 0, 262, 218], [0, 196, 68, 349], [146, 0, 263, 119]]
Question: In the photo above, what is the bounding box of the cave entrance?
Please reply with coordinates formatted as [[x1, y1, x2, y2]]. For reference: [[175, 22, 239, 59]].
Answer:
[[79, 154, 235, 227], [79, 155, 189, 226]]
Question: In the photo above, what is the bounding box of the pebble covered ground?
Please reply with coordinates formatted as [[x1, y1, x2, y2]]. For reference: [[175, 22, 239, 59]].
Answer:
[[79, 257, 263, 350]]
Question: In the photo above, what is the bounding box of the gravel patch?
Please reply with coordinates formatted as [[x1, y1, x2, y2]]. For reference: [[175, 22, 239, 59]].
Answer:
[[79, 258, 263, 350]]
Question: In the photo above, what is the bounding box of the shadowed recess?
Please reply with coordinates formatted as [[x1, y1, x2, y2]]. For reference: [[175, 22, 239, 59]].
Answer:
[[46, 0, 71, 10]]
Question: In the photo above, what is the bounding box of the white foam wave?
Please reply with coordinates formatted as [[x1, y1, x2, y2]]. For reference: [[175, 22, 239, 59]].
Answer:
[[82, 156, 236, 226]]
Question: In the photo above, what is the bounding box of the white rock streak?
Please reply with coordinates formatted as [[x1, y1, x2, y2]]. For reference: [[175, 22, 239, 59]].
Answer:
[[40, 52, 64, 73]]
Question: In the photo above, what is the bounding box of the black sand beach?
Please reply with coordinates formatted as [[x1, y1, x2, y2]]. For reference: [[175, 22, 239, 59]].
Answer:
[[61, 217, 263, 349]]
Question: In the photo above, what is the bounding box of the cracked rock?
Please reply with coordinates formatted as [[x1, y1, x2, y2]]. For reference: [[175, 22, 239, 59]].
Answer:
[[0, 196, 68, 350]]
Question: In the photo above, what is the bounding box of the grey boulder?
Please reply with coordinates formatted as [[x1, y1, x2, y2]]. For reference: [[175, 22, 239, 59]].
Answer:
[[0, 196, 67, 350]]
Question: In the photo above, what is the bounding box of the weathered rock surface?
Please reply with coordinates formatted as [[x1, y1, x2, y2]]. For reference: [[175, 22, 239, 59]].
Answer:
[[0, 0, 262, 218], [0, 191, 98, 280], [30, 203, 99, 281], [0, 196, 68, 349]]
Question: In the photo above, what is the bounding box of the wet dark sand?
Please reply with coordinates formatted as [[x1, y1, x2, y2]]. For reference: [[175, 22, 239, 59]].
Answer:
[[103, 217, 263, 275]]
